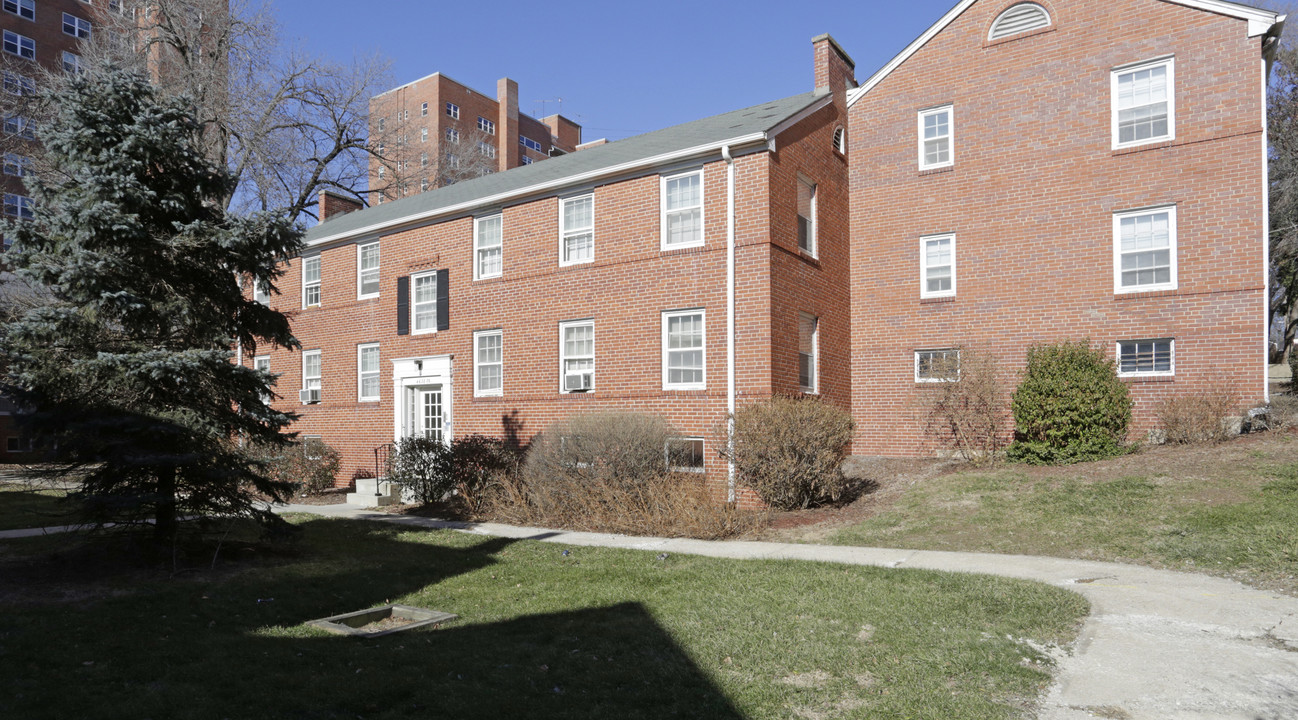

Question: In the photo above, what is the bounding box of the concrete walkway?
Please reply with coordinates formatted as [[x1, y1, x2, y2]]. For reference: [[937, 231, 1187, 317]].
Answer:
[[273, 502, 1298, 720], [5, 502, 1294, 718]]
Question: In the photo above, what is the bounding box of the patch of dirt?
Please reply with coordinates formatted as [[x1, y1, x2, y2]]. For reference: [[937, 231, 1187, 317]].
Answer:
[[357, 615, 414, 633], [291, 489, 348, 506], [780, 670, 831, 688]]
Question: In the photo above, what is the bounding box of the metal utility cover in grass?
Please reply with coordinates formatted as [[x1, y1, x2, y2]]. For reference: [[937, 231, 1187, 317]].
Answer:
[[307, 604, 458, 638]]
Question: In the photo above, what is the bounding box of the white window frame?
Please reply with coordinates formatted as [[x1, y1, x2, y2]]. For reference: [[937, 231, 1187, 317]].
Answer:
[[474, 329, 504, 397], [917, 104, 954, 170], [5, 115, 33, 139], [660, 169, 705, 250], [254, 355, 271, 403], [797, 176, 817, 257], [62, 51, 82, 74], [1117, 339, 1175, 378], [2, 152, 30, 177], [445, 102, 459, 119], [665, 437, 706, 474], [3, 193, 32, 219], [252, 279, 270, 305], [474, 213, 503, 280], [302, 350, 322, 400], [301, 255, 321, 308], [559, 319, 595, 394], [662, 309, 706, 391], [478, 141, 497, 159], [420, 102, 428, 117], [1111, 56, 1175, 150], [420, 127, 428, 143], [3, 0, 34, 21], [357, 343, 380, 402], [446, 127, 459, 143], [356, 241, 380, 300], [478, 116, 495, 135], [1113, 205, 1178, 294], [3, 71, 33, 95], [62, 13, 91, 39], [920, 233, 957, 299], [799, 312, 819, 394], [559, 193, 595, 266], [915, 348, 961, 383], [3, 30, 34, 60], [410, 270, 439, 335]]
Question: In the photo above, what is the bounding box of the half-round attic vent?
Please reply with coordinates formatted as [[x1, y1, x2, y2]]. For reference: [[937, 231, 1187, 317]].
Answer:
[[989, 3, 1051, 41]]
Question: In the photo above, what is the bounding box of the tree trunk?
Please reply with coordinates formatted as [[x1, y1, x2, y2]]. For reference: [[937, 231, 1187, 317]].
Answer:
[[154, 466, 178, 545]]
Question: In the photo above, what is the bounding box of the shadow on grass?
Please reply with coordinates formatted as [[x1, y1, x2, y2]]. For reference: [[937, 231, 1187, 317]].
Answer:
[[0, 518, 746, 720]]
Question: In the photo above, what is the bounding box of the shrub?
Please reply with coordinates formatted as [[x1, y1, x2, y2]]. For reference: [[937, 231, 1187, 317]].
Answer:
[[249, 438, 341, 496], [487, 411, 764, 539], [723, 395, 856, 510], [1158, 386, 1238, 444], [388, 434, 522, 509], [446, 435, 520, 514], [1007, 340, 1133, 465], [387, 436, 453, 505], [1289, 348, 1298, 388], [919, 348, 1008, 465]]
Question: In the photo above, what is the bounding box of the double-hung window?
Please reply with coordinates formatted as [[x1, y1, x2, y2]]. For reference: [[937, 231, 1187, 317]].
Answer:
[[2, 152, 30, 177], [921, 233, 956, 298], [420, 127, 428, 143], [1113, 57, 1174, 149], [62, 51, 82, 74], [254, 355, 271, 403], [411, 271, 438, 334], [4, 116, 33, 139], [560, 320, 594, 393], [302, 256, 321, 307], [666, 437, 705, 473], [474, 214, 502, 279], [302, 350, 321, 402], [474, 329, 503, 396], [357, 242, 379, 299], [252, 280, 270, 305], [662, 310, 705, 390], [3, 71, 32, 95], [3, 193, 32, 219], [357, 343, 380, 401], [3, 0, 34, 21], [478, 141, 496, 159], [478, 116, 495, 134], [915, 348, 960, 382], [446, 128, 459, 143], [445, 102, 459, 119], [3, 31, 34, 59], [799, 313, 818, 393], [63, 13, 91, 39], [918, 105, 953, 169], [797, 178, 817, 256], [1114, 205, 1176, 293], [420, 102, 428, 117], [661, 170, 703, 249], [1117, 339, 1174, 377], [560, 194, 594, 265]]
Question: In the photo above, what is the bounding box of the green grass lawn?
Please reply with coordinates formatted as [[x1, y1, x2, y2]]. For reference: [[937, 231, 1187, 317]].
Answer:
[[0, 517, 1088, 719], [831, 449, 1298, 593], [0, 482, 76, 531]]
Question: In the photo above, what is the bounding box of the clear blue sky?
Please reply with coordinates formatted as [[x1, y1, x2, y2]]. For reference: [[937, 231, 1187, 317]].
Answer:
[[267, 0, 969, 141]]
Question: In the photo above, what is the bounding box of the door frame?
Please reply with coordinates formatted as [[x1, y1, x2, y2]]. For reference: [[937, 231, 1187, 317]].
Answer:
[[391, 354, 453, 443]]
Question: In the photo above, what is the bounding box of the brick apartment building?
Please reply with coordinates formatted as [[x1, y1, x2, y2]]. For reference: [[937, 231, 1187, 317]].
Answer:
[[249, 0, 1282, 496], [367, 72, 584, 204], [0, 0, 126, 462]]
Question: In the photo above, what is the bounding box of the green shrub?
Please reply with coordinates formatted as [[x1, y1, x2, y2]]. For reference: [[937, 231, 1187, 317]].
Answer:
[[388, 435, 521, 508], [1007, 340, 1133, 465], [724, 395, 855, 510]]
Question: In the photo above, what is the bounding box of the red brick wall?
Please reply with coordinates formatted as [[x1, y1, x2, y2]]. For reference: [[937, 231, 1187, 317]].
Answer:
[[847, 0, 1268, 456]]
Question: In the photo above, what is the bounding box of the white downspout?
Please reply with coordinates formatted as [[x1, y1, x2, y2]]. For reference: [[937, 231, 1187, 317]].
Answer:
[[723, 144, 736, 502], [1263, 54, 1272, 405]]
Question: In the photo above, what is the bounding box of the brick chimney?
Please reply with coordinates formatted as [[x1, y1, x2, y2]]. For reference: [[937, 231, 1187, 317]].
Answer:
[[813, 33, 856, 105], [497, 77, 519, 172], [318, 189, 364, 222]]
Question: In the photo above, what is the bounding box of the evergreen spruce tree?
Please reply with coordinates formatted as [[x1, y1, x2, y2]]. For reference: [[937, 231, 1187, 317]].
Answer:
[[0, 68, 302, 544]]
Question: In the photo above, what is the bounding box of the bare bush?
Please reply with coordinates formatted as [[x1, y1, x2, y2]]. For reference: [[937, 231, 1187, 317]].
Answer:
[[1158, 385, 1239, 444], [721, 395, 856, 510], [482, 411, 765, 539], [249, 438, 340, 496], [919, 348, 1008, 465]]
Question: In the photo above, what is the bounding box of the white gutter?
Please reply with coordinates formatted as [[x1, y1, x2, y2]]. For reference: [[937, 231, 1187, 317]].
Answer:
[[722, 144, 737, 503], [307, 132, 770, 249]]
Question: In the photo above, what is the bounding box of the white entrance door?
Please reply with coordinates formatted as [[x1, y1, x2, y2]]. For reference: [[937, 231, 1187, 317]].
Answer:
[[405, 385, 445, 443]]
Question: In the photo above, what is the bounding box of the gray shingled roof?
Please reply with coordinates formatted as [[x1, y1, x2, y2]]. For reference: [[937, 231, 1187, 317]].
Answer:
[[306, 89, 827, 243]]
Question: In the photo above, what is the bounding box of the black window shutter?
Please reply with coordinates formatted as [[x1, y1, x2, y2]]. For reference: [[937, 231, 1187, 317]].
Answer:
[[396, 275, 409, 336], [436, 268, 450, 332]]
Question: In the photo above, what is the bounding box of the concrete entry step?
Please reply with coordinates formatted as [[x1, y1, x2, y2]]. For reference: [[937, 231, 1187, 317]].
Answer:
[[346, 477, 399, 507]]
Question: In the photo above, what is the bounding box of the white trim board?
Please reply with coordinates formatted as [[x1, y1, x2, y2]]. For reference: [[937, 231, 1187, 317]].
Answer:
[[846, 0, 1284, 108]]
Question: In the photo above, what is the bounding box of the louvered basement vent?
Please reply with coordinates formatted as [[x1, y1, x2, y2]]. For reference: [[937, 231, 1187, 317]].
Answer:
[[989, 3, 1051, 40]]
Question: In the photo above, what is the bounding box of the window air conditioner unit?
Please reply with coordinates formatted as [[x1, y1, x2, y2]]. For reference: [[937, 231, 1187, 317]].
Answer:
[[564, 372, 592, 392], [299, 388, 320, 404]]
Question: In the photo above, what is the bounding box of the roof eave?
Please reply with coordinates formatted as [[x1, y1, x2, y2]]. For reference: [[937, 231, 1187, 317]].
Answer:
[[305, 132, 771, 248]]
